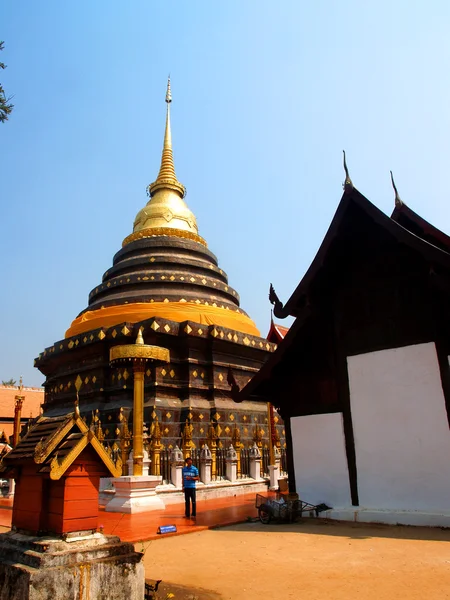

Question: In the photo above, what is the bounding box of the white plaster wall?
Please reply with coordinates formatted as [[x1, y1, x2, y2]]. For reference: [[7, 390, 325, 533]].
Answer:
[[348, 342, 450, 512], [291, 413, 351, 506]]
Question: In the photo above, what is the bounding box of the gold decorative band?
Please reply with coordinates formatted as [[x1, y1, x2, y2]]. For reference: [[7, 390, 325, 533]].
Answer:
[[148, 178, 186, 198], [110, 344, 170, 363], [122, 227, 207, 248]]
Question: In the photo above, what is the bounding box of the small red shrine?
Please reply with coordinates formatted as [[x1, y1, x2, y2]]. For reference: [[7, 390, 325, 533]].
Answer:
[[0, 400, 122, 536]]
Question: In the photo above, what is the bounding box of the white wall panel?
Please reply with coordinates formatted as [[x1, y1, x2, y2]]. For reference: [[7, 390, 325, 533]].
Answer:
[[348, 342, 450, 511], [291, 413, 351, 507]]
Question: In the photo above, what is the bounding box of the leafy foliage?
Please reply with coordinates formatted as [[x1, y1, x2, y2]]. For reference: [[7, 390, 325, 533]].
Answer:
[[2, 378, 16, 386], [0, 41, 14, 123]]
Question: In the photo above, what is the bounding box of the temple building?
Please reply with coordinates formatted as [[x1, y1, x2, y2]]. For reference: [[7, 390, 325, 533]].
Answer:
[[0, 381, 43, 441], [236, 164, 450, 526], [34, 80, 282, 457]]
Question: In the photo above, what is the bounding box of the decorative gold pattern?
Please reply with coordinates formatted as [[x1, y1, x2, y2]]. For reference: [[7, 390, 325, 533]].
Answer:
[[110, 344, 169, 363], [75, 375, 82, 391]]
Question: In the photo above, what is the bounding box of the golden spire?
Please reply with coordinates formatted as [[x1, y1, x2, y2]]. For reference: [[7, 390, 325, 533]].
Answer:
[[126, 77, 205, 247], [148, 76, 185, 199]]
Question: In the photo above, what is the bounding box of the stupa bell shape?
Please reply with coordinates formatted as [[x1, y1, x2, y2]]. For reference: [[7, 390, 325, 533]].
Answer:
[[131, 77, 200, 242], [65, 79, 259, 339]]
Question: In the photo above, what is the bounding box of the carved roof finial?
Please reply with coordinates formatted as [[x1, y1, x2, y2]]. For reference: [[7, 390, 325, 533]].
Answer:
[[390, 171, 403, 208], [74, 392, 80, 418], [343, 150, 353, 191]]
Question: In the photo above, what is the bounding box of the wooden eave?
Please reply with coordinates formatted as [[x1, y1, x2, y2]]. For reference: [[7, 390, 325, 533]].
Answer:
[[234, 307, 313, 404], [276, 186, 450, 319]]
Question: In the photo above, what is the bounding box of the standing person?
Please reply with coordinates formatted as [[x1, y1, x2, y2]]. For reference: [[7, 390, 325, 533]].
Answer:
[[182, 456, 199, 519]]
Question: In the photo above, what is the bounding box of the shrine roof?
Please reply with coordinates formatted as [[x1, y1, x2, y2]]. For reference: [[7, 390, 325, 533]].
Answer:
[[266, 318, 289, 344], [0, 406, 122, 480]]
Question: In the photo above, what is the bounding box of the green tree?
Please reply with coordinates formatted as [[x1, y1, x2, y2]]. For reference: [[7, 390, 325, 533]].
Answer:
[[2, 378, 16, 386], [0, 41, 13, 123]]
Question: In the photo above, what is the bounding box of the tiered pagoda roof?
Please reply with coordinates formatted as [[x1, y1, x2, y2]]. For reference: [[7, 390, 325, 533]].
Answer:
[[66, 78, 258, 340]]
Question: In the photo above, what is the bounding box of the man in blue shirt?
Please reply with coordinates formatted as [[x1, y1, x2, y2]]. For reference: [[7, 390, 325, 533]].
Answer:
[[182, 456, 199, 519]]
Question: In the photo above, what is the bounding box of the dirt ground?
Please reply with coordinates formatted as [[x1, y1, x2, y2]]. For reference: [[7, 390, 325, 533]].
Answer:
[[141, 518, 450, 600]]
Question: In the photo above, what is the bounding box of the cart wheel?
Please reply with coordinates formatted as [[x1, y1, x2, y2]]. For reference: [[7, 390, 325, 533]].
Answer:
[[258, 505, 271, 524]]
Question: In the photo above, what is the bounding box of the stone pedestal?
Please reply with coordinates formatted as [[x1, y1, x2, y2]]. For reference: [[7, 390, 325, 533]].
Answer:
[[269, 464, 280, 491], [200, 444, 212, 485], [106, 475, 164, 513], [249, 443, 263, 480], [169, 445, 183, 488], [226, 445, 238, 483], [0, 530, 144, 600], [127, 450, 150, 476]]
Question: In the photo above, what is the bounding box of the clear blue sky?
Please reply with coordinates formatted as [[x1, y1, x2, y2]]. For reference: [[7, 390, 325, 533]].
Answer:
[[2, 1, 450, 387]]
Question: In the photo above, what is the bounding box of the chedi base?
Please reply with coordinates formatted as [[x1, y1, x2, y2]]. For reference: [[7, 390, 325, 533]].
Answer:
[[0, 530, 144, 600]]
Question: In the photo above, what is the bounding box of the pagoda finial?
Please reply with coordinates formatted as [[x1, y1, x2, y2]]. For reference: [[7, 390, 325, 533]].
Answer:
[[165, 75, 172, 103], [147, 77, 185, 199], [390, 171, 403, 207], [136, 326, 144, 346], [343, 150, 353, 191]]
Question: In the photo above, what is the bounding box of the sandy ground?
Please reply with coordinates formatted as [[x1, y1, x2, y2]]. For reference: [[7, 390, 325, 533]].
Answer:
[[141, 519, 450, 600]]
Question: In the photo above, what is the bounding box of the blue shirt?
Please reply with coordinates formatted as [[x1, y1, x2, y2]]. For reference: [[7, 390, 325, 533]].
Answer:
[[182, 465, 199, 489]]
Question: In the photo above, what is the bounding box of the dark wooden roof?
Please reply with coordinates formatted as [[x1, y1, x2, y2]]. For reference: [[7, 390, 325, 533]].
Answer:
[[391, 201, 450, 254], [272, 186, 450, 319], [237, 185, 450, 405]]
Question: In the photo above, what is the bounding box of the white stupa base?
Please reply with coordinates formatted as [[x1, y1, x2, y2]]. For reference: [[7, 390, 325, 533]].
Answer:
[[106, 475, 165, 513]]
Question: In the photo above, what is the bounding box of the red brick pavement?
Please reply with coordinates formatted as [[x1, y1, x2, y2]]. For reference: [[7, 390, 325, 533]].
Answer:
[[0, 493, 260, 542]]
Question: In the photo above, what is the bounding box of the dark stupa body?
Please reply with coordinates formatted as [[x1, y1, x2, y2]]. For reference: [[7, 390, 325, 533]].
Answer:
[[35, 81, 281, 454]]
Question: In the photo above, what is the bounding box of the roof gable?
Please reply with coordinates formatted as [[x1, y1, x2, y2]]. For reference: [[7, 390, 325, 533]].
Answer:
[[271, 186, 450, 319], [0, 405, 122, 479]]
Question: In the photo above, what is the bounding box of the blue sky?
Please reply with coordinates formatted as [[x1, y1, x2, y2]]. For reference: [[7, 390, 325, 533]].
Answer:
[[2, 1, 450, 387]]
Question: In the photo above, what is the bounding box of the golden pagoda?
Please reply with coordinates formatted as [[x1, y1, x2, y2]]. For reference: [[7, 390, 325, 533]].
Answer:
[[35, 79, 280, 455]]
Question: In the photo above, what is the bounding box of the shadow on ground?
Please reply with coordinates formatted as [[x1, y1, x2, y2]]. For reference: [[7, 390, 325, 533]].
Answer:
[[218, 516, 450, 542], [147, 579, 223, 600]]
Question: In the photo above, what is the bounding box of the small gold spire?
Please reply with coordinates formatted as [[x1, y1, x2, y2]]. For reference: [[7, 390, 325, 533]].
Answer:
[[390, 171, 403, 207], [148, 77, 185, 198], [129, 78, 200, 245], [136, 326, 144, 345]]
